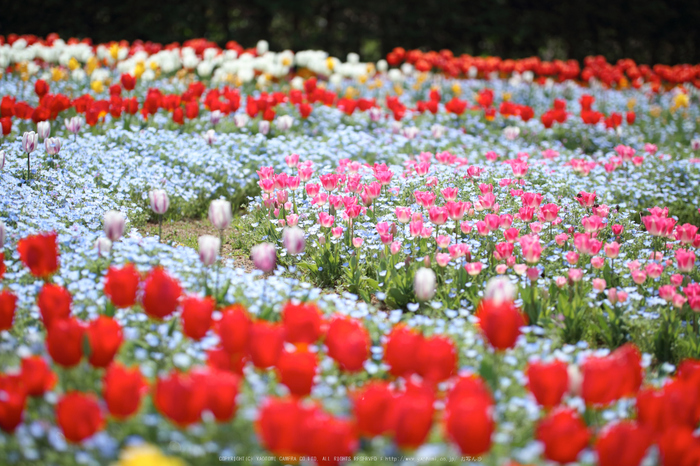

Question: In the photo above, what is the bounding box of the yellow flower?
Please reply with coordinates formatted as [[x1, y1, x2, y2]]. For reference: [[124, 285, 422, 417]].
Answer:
[[114, 445, 186, 466], [416, 73, 427, 85], [627, 98, 636, 111], [326, 57, 335, 71], [649, 105, 662, 118], [344, 86, 358, 99], [393, 84, 404, 96], [674, 93, 689, 108], [451, 82, 461, 96], [502, 92, 512, 102], [134, 62, 146, 79], [86, 57, 99, 76], [357, 74, 368, 84], [90, 80, 104, 93], [68, 57, 80, 71], [110, 43, 120, 60], [51, 67, 66, 81]]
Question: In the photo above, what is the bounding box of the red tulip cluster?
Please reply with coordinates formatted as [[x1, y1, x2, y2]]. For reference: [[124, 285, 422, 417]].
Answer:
[[386, 46, 700, 88]]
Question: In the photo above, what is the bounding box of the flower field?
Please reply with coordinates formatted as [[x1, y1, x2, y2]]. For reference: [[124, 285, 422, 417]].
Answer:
[[1, 34, 700, 465]]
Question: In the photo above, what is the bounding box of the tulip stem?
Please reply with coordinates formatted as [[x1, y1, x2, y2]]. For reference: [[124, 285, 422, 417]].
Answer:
[[158, 215, 163, 243], [27, 153, 30, 183]]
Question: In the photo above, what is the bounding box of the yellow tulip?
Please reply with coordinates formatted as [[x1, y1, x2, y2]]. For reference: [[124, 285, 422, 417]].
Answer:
[[674, 93, 689, 108], [451, 83, 462, 96], [502, 92, 512, 102], [134, 62, 146, 79], [113, 445, 185, 466], [627, 98, 636, 111], [68, 57, 80, 71], [91, 80, 104, 93]]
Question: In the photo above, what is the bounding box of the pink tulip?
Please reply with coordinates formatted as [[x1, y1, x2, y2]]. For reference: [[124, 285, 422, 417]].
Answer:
[[519, 235, 543, 264], [460, 221, 473, 234], [395, 207, 412, 223], [568, 269, 583, 282], [566, 251, 580, 265], [390, 242, 402, 255], [428, 206, 449, 225], [318, 212, 335, 228], [604, 242, 620, 259], [539, 203, 559, 222], [591, 256, 605, 269], [305, 183, 320, 196], [285, 153, 300, 168], [645, 263, 663, 279], [436, 253, 451, 267], [632, 270, 647, 285], [352, 238, 363, 248], [593, 278, 606, 292], [676, 249, 696, 273], [441, 187, 458, 201], [465, 262, 483, 276], [555, 233, 569, 246], [658, 285, 676, 302], [251, 243, 276, 272]]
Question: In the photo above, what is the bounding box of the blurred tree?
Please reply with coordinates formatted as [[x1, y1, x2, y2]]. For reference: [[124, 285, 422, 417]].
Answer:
[[0, 0, 698, 64]]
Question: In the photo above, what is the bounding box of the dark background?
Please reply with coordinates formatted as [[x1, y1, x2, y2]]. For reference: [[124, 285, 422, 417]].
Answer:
[[1, 0, 698, 64]]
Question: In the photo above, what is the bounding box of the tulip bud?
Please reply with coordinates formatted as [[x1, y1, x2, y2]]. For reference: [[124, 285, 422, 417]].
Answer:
[[282, 227, 305, 255], [0, 220, 5, 249], [208, 199, 232, 230], [149, 189, 169, 215], [203, 129, 217, 145], [64, 116, 83, 135], [258, 120, 270, 135], [484, 276, 516, 304], [103, 211, 126, 242], [45, 137, 61, 156], [251, 243, 276, 272], [414, 267, 436, 301], [94, 237, 112, 257], [210, 110, 222, 127], [198, 235, 221, 266], [37, 121, 50, 140], [234, 114, 249, 128], [22, 131, 38, 154]]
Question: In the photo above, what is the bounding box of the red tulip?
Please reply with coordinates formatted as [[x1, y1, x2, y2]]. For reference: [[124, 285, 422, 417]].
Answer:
[[56, 392, 104, 442], [0, 290, 17, 331], [17, 232, 59, 277], [103, 363, 147, 419], [384, 324, 422, 377], [34, 79, 49, 98], [658, 426, 700, 466], [120, 73, 136, 91], [206, 347, 246, 375], [581, 354, 624, 406], [615, 344, 642, 397], [526, 360, 569, 409], [1, 117, 11, 136], [536, 407, 590, 463], [141, 267, 181, 319], [637, 378, 698, 434], [0, 374, 26, 433], [181, 295, 214, 340], [37, 283, 72, 329], [46, 317, 84, 367], [103, 264, 140, 308], [217, 304, 250, 354], [352, 381, 392, 437], [299, 411, 358, 466], [247, 320, 285, 369], [384, 382, 435, 450], [257, 397, 305, 455], [20, 356, 57, 397], [154, 370, 207, 427], [282, 301, 323, 344], [476, 298, 525, 350], [172, 107, 184, 125], [203, 369, 240, 422], [595, 422, 653, 466], [444, 378, 494, 456], [416, 334, 457, 383], [276, 348, 317, 397], [86, 316, 122, 367], [325, 316, 370, 372]]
